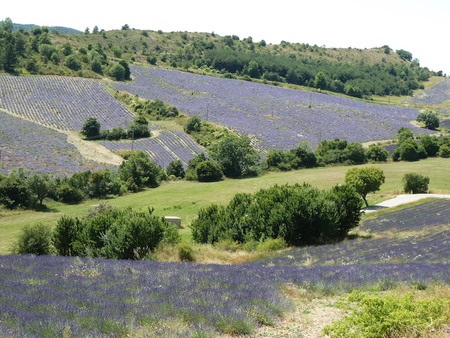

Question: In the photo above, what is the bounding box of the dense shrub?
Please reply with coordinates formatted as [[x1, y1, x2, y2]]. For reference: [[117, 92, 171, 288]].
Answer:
[[420, 135, 440, 157], [52, 207, 180, 259], [315, 139, 367, 165], [323, 291, 449, 337], [417, 110, 439, 130], [0, 176, 31, 209], [191, 183, 362, 246], [196, 160, 223, 182], [166, 160, 185, 178], [13, 223, 53, 255], [366, 144, 389, 162], [403, 173, 430, 194]]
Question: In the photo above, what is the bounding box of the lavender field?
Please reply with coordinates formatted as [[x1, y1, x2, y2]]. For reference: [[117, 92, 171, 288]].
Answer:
[[1, 200, 449, 336], [406, 77, 450, 106], [0, 74, 134, 131], [0, 113, 113, 176], [0, 255, 448, 337], [112, 66, 431, 150], [101, 130, 205, 169], [254, 199, 450, 266]]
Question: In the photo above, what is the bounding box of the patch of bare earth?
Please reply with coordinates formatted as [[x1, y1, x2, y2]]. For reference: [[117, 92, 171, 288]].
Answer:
[[65, 131, 124, 166], [248, 288, 348, 338]]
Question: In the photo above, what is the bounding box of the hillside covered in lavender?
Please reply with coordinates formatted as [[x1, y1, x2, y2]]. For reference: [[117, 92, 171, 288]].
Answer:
[[113, 66, 431, 151]]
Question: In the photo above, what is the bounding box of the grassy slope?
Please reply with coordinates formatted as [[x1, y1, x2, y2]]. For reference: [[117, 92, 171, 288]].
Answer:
[[1, 157, 449, 254]]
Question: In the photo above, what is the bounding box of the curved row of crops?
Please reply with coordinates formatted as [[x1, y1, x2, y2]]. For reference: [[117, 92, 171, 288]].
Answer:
[[101, 130, 205, 169], [0, 74, 134, 131]]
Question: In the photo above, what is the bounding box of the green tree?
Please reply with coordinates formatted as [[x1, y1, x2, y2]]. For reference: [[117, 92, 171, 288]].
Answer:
[[314, 71, 328, 91], [109, 63, 126, 81], [27, 174, 52, 207], [184, 115, 202, 134], [366, 144, 389, 162], [119, 151, 160, 190], [0, 176, 31, 209], [416, 111, 439, 130], [210, 133, 260, 178], [345, 167, 385, 207], [64, 54, 81, 71], [119, 59, 131, 80], [166, 160, 185, 178], [403, 172, 429, 194], [81, 117, 101, 138], [420, 135, 440, 157], [196, 160, 223, 182]]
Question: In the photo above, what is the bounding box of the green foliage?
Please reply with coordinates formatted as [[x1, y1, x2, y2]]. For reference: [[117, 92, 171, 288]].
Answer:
[[108, 63, 126, 81], [396, 49, 413, 61], [256, 238, 288, 252], [420, 135, 440, 157], [115, 92, 180, 120], [119, 151, 160, 190], [12, 223, 53, 255], [266, 142, 317, 171], [394, 139, 420, 161], [0, 176, 31, 209], [345, 167, 385, 207], [210, 133, 260, 178], [166, 160, 185, 179], [52, 208, 180, 259], [184, 115, 202, 134], [81, 117, 101, 138], [56, 183, 84, 204], [439, 144, 450, 158], [177, 242, 195, 262], [315, 139, 368, 165], [417, 110, 439, 130], [27, 174, 53, 207], [196, 160, 223, 182], [402, 172, 430, 194], [366, 144, 389, 162], [323, 291, 449, 338], [191, 183, 362, 246]]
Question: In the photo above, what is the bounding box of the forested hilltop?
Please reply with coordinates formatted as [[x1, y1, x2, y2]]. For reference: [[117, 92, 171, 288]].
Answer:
[[0, 18, 443, 98]]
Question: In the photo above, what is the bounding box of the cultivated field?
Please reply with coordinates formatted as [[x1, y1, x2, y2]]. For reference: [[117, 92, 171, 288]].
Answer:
[[112, 66, 431, 151]]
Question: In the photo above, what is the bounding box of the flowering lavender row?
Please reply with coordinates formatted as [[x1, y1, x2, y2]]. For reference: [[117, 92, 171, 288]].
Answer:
[[254, 199, 450, 267], [360, 199, 450, 233], [112, 66, 431, 150], [0, 112, 114, 176], [101, 130, 205, 168], [0, 74, 134, 130], [406, 77, 450, 105], [0, 255, 448, 337]]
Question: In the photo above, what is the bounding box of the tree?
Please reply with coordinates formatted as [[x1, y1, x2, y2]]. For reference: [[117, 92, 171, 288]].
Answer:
[[119, 151, 160, 190], [366, 144, 389, 162], [184, 115, 202, 134], [27, 174, 52, 207], [345, 167, 385, 207], [109, 63, 126, 81], [12, 223, 53, 255], [314, 71, 328, 91], [396, 49, 413, 61], [64, 55, 81, 71], [403, 172, 429, 194], [81, 117, 101, 138], [118, 59, 131, 80], [166, 160, 185, 178], [417, 111, 439, 130], [0, 176, 31, 209], [210, 133, 260, 178], [420, 135, 440, 157], [196, 160, 223, 182]]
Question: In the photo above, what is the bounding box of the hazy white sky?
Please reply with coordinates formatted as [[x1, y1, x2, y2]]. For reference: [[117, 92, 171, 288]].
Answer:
[[3, 0, 449, 74]]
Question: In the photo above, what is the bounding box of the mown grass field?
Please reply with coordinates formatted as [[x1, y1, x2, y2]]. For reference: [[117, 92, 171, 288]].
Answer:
[[1, 157, 449, 255]]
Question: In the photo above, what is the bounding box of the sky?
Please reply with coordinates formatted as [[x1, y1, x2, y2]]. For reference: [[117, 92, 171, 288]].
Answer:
[[3, 0, 449, 74]]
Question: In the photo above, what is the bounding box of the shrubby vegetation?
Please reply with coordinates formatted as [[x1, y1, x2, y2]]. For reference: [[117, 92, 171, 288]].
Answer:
[[115, 92, 180, 120], [191, 183, 362, 246], [81, 116, 151, 141], [345, 167, 385, 207], [53, 206, 180, 259], [403, 172, 430, 194]]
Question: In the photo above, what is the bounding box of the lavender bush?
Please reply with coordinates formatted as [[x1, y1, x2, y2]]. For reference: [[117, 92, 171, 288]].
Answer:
[[112, 66, 431, 150]]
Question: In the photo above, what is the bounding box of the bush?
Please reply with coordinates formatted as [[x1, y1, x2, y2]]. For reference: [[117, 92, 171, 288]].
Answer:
[[13, 223, 53, 255], [184, 115, 202, 134], [403, 172, 430, 194], [81, 117, 101, 138], [256, 238, 288, 252], [323, 291, 449, 337], [166, 160, 185, 179], [196, 160, 223, 182], [191, 183, 362, 246], [366, 144, 388, 162], [177, 242, 195, 262], [417, 110, 439, 130], [439, 144, 450, 158]]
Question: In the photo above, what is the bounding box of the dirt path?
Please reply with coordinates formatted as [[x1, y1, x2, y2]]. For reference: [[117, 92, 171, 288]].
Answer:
[[365, 194, 450, 213]]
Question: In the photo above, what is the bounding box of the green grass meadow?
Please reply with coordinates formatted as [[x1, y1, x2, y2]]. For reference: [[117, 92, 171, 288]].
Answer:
[[1, 157, 449, 254]]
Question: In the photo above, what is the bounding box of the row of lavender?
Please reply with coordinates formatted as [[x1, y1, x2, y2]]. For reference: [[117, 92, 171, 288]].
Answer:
[[254, 199, 450, 266], [406, 77, 450, 106], [101, 130, 205, 169], [0, 254, 448, 337], [0, 74, 135, 130], [112, 66, 432, 150], [0, 113, 113, 176]]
